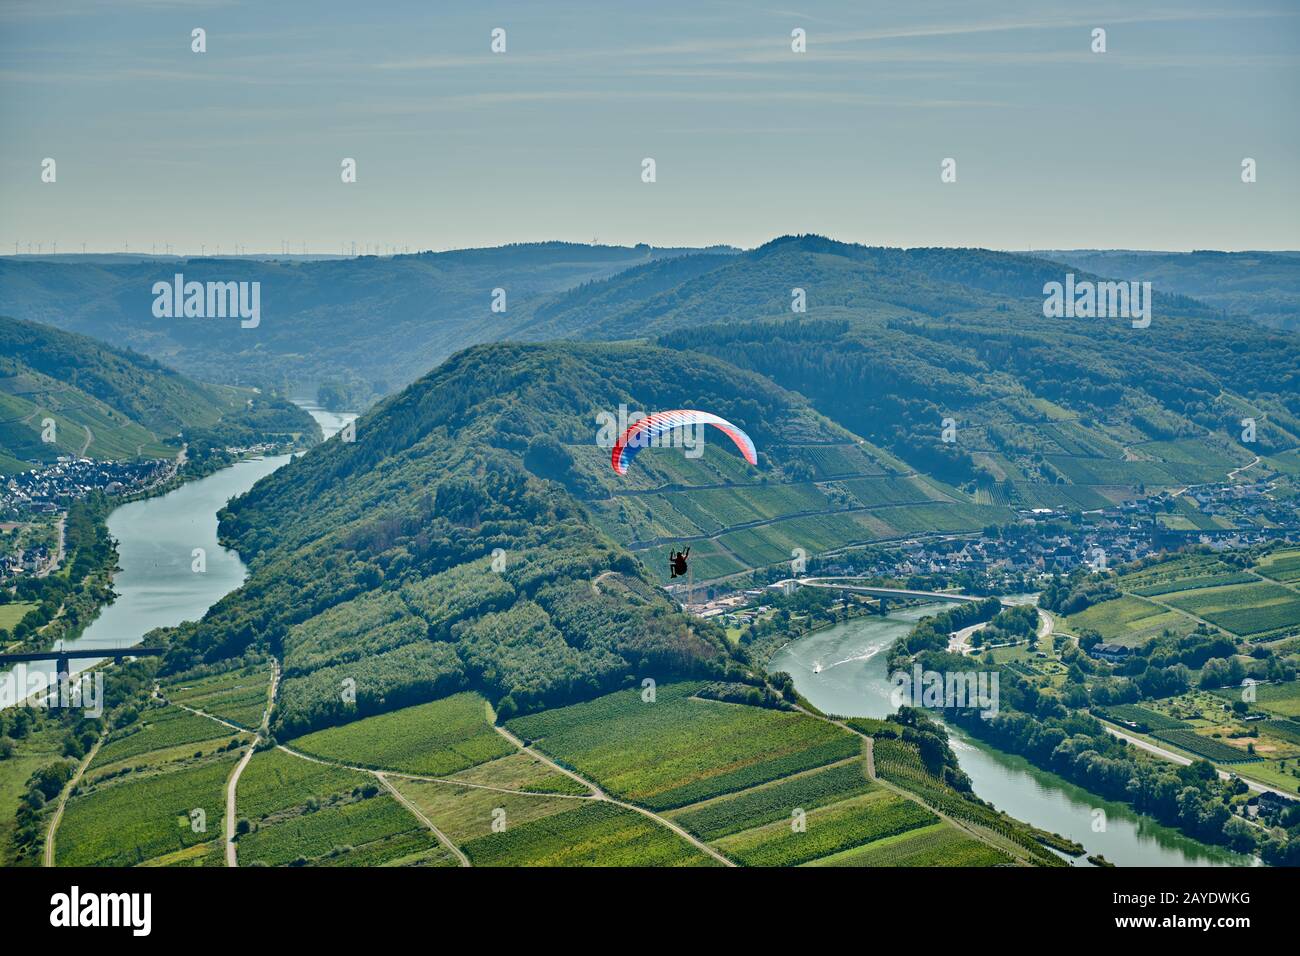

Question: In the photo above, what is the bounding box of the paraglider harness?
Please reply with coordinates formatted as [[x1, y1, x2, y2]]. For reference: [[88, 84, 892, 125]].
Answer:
[[669, 548, 690, 579]]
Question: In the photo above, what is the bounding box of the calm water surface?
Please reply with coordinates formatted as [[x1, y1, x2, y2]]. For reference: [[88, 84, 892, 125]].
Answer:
[[769, 609, 1255, 867], [1, 405, 354, 706]]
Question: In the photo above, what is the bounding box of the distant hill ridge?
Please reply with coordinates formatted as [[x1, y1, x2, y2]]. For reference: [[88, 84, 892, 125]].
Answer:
[[0, 243, 734, 405]]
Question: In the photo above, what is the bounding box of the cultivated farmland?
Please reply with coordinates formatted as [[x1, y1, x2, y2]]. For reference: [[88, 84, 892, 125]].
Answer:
[[56, 752, 239, 867], [460, 800, 718, 867], [506, 682, 860, 810], [711, 790, 937, 867], [290, 692, 513, 776]]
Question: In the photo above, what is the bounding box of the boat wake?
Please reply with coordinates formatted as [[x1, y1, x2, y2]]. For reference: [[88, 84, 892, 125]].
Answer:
[[822, 643, 887, 670]]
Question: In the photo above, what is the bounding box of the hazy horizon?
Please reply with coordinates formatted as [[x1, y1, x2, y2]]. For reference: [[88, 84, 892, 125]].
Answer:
[[3, 239, 1299, 259], [3, 0, 1298, 254]]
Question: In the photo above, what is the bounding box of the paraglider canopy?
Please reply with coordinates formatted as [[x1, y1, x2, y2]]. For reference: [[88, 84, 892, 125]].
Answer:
[[611, 409, 757, 475]]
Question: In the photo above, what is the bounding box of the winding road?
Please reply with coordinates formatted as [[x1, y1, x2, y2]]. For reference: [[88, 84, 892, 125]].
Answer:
[[44, 732, 104, 867], [490, 722, 737, 867], [377, 773, 469, 867], [1101, 723, 1292, 799], [224, 659, 278, 866]]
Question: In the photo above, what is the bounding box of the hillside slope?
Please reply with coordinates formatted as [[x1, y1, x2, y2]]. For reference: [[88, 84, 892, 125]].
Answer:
[[523, 235, 1300, 510], [0, 315, 279, 471], [0, 244, 732, 404], [156, 340, 994, 737], [1040, 249, 1300, 333], [154, 344, 761, 731]]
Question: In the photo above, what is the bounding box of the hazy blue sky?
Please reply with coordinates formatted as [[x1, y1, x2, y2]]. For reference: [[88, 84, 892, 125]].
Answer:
[[3, 0, 1298, 253]]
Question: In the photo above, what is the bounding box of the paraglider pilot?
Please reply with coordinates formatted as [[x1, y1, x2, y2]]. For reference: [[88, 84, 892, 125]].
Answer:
[[669, 548, 690, 579]]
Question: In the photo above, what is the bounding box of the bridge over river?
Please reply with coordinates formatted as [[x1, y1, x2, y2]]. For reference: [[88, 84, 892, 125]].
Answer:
[[775, 578, 1016, 613], [0, 646, 166, 681]]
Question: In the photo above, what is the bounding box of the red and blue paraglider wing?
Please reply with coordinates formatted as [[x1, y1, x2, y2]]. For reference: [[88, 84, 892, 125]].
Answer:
[[611, 409, 757, 475]]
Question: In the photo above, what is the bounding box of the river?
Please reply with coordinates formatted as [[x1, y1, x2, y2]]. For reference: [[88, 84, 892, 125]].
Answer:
[[0, 404, 355, 707], [768, 607, 1256, 867]]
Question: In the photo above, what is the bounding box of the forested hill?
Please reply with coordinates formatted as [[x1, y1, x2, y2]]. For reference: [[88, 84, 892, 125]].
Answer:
[[519, 234, 1219, 341], [0, 243, 730, 405], [0, 315, 305, 470], [1040, 249, 1300, 333], [523, 235, 1300, 505], [161, 341, 848, 736]]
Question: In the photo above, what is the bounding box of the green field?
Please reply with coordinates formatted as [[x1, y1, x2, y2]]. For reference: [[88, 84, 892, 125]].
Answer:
[[1118, 553, 1233, 588], [1255, 549, 1300, 584], [641, 538, 746, 582], [1130, 573, 1258, 597], [236, 748, 371, 822], [715, 511, 890, 568], [1097, 704, 1190, 732], [0, 601, 37, 632], [291, 692, 513, 776], [1212, 681, 1300, 718], [1065, 595, 1195, 646], [440, 750, 589, 795], [842, 476, 951, 508], [1262, 718, 1300, 745], [165, 664, 272, 729], [460, 800, 718, 867], [313, 831, 460, 867], [392, 777, 588, 846], [1161, 581, 1300, 638], [792, 443, 889, 479], [712, 790, 937, 867], [805, 820, 1013, 867], [868, 735, 1063, 865], [0, 753, 54, 863], [56, 753, 239, 866], [1222, 760, 1300, 796], [89, 705, 241, 769], [669, 759, 874, 841], [1045, 455, 1177, 487], [138, 840, 226, 868], [237, 791, 438, 866], [1011, 482, 1113, 511], [507, 682, 860, 810], [1152, 729, 1263, 763]]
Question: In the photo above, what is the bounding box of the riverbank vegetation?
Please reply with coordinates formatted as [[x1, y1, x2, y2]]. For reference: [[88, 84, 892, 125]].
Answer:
[[887, 554, 1300, 865], [0, 656, 160, 864], [0, 495, 116, 654]]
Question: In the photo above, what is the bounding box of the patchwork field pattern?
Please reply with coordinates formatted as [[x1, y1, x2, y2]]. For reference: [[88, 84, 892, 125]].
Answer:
[[1064, 595, 1195, 646], [1160, 581, 1300, 638], [1096, 704, 1190, 732], [668, 759, 873, 840], [806, 820, 1012, 867], [1152, 729, 1264, 763], [237, 790, 455, 867], [460, 800, 718, 867], [577, 422, 1014, 582], [1213, 681, 1300, 719], [711, 790, 937, 866], [1255, 549, 1300, 585], [165, 664, 273, 729], [508, 685, 1024, 866], [507, 682, 860, 810], [89, 704, 244, 771], [56, 752, 240, 867], [290, 692, 513, 776], [235, 749, 455, 867]]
